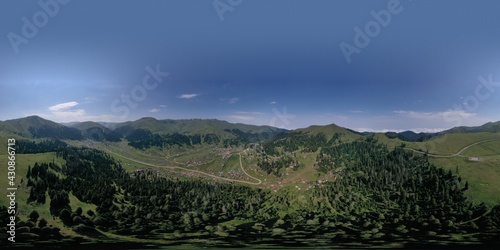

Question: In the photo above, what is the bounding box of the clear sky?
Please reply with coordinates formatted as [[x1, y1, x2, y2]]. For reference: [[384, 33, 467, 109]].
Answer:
[[1, 0, 500, 132]]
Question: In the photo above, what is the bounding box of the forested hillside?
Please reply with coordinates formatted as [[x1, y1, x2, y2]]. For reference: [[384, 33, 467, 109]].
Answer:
[[0, 116, 286, 149], [2, 138, 500, 248]]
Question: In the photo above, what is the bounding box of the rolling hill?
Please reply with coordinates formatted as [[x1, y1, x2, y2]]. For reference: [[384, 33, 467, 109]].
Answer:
[[113, 117, 285, 137], [2, 116, 500, 247], [296, 123, 363, 142], [69, 121, 122, 142], [0, 116, 287, 148], [0, 116, 83, 140], [441, 121, 500, 134]]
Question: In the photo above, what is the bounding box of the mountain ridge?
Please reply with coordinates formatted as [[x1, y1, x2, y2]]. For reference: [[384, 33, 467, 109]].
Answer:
[[1, 115, 499, 143]]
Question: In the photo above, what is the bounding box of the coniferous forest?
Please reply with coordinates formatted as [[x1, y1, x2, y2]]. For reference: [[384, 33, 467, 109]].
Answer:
[[2, 136, 500, 248]]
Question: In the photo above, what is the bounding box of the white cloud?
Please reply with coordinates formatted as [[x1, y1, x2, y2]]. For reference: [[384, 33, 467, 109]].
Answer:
[[148, 108, 160, 113], [350, 110, 364, 114], [159, 104, 167, 108], [228, 97, 239, 104], [83, 97, 97, 103], [179, 93, 198, 99], [43, 101, 121, 123], [394, 109, 476, 120], [235, 111, 264, 115], [354, 127, 448, 133], [48, 101, 79, 112], [220, 97, 240, 104], [228, 115, 254, 120], [270, 101, 277, 105]]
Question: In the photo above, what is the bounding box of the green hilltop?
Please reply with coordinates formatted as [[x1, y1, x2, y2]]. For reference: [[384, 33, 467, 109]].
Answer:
[[113, 117, 285, 138], [297, 123, 363, 141], [2, 116, 500, 247]]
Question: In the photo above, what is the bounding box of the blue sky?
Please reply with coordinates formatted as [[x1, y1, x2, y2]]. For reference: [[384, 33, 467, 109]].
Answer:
[[1, 0, 500, 132]]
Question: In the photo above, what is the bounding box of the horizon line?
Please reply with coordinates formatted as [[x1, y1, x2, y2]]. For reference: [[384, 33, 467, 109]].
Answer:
[[1, 114, 497, 134]]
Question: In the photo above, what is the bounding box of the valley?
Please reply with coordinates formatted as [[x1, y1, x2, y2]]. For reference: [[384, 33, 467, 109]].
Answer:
[[1, 116, 500, 248], [3, 1, 500, 248]]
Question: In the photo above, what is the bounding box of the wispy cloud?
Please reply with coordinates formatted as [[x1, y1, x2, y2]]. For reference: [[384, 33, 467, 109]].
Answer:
[[44, 101, 120, 122], [225, 111, 264, 122], [394, 110, 476, 119], [220, 97, 240, 104], [228, 115, 254, 120], [48, 101, 79, 112], [228, 97, 239, 104], [148, 108, 160, 113], [235, 111, 264, 115], [270, 101, 277, 105], [354, 127, 449, 133], [179, 93, 198, 99], [83, 97, 96, 103], [350, 110, 364, 114]]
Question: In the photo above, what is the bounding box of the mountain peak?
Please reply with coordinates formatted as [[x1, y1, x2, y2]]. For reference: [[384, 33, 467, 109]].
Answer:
[[138, 117, 158, 121]]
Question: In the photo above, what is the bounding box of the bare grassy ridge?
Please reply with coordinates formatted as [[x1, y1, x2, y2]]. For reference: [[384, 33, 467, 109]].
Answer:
[[372, 132, 500, 207], [0, 135, 83, 238], [2, 126, 500, 247], [376, 132, 500, 155]]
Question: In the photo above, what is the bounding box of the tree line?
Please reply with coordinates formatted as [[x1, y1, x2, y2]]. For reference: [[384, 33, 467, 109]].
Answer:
[[3, 138, 500, 247]]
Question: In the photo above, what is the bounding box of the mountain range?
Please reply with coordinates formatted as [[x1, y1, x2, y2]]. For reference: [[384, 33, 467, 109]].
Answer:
[[0, 116, 286, 148], [1, 115, 499, 145], [2, 116, 500, 247]]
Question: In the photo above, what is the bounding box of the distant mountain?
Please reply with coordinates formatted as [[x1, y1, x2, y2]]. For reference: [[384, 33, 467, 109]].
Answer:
[[259, 123, 363, 157], [378, 121, 500, 142], [113, 117, 283, 136], [384, 131, 435, 142], [96, 121, 121, 130], [0, 116, 286, 148], [69, 121, 122, 142], [440, 121, 500, 134], [2, 116, 499, 148], [296, 123, 362, 141], [1, 116, 83, 140], [112, 117, 286, 148]]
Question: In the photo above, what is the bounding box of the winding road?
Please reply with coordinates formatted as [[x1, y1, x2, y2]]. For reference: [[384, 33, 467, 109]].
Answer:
[[94, 136, 499, 185], [238, 153, 262, 184], [406, 137, 500, 158], [104, 148, 262, 185]]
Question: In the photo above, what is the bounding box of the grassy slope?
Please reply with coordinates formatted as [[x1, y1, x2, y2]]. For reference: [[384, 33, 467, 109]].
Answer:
[[375, 132, 500, 154], [460, 139, 500, 157], [1, 116, 67, 138], [115, 117, 285, 138], [70, 121, 109, 131], [373, 132, 500, 207], [431, 157, 500, 208], [429, 139, 500, 207], [0, 133, 100, 238], [1, 126, 499, 246], [5, 126, 499, 221], [82, 131, 500, 207], [297, 124, 362, 142]]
